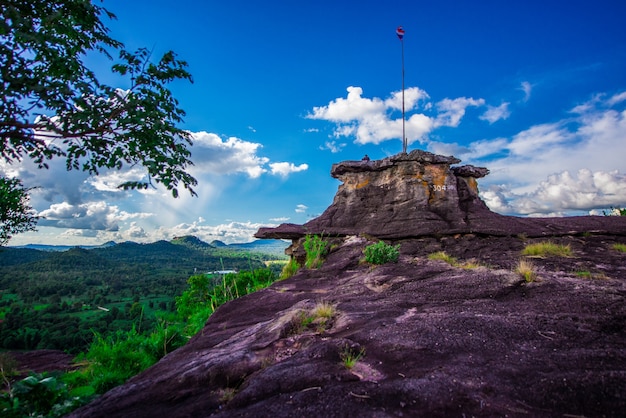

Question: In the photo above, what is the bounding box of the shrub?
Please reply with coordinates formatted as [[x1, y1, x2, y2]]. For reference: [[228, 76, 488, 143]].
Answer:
[[363, 241, 400, 264], [521, 241, 572, 257], [303, 234, 329, 269], [515, 259, 537, 282], [0, 372, 88, 417]]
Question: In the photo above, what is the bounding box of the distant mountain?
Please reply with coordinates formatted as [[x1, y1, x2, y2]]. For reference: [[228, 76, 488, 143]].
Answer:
[[228, 240, 289, 256], [11, 241, 117, 252], [172, 235, 215, 250], [7, 236, 288, 257]]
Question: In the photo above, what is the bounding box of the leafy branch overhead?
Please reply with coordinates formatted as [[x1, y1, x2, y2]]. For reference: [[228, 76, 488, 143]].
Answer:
[[0, 0, 197, 197]]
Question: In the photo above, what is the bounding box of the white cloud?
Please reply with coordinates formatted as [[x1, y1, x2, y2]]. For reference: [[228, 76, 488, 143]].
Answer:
[[37, 201, 152, 231], [607, 91, 626, 106], [480, 102, 510, 124], [86, 168, 148, 192], [320, 140, 346, 153], [295, 204, 308, 213], [307, 86, 386, 122], [483, 169, 626, 216], [149, 220, 272, 244], [269, 162, 309, 177], [269, 217, 290, 222], [519, 81, 532, 102], [435, 97, 485, 127], [308, 86, 478, 146], [507, 122, 573, 156], [189, 131, 307, 180], [456, 91, 626, 215], [191, 132, 269, 178]]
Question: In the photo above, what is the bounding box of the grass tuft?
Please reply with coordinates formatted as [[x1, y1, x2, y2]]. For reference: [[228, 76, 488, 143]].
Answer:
[[303, 234, 329, 269], [521, 241, 572, 257], [311, 301, 336, 319], [279, 258, 300, 280], [340, 345, 366, 369], [515, 259, 537, 282], [612, 243, 626, 253], [428, 251, 457, 265]]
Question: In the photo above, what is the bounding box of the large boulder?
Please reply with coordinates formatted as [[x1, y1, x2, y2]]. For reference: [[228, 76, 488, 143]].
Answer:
[[256, 150, 626, 240]]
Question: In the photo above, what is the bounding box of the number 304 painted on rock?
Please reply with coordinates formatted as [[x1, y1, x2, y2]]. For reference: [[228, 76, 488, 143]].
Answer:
[[431, 184, 456, 191]]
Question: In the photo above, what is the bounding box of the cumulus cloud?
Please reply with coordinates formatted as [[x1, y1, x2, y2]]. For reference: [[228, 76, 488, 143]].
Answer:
[[269, 162, 309, 177], [37, 201, 152, 231], [190, 132, 269, 178], [483, 169, 626, 216], [295, 204, 308, 213], [189, 131, 308, 180], [307, 86, 483, 146], [457, 91, 626, 215], [480, 102, 510, 124], [434, 97, 485, 128]]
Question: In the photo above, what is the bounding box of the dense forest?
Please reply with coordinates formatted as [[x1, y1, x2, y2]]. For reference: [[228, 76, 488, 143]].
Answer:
[[0, 236, 288, 354]]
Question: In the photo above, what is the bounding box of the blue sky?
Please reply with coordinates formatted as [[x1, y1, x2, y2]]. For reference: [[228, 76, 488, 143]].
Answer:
[[5, 0, 626, 245]]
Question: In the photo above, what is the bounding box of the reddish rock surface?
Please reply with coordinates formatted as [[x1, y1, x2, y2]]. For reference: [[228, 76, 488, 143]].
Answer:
[[70, 152, 626, 417], [70, 233, 626, 417], [10, 349, 76, 377]]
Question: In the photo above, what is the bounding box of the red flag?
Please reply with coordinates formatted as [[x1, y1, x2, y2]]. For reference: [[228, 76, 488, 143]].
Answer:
[[396, 26, 405, 40]]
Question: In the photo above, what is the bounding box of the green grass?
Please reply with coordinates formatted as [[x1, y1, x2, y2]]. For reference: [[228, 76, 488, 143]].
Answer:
[[279, 258, 300, 279], [288, 302, 337, 336], [515, 259, 537, 282], [428, 251, 457, 265], [612, 243, 626, 253], [340, 346, 366, 369], [363, 241, 400, 264], [427, 251, 483, 269], [574, 270, 607, 280], [521, 241, 572, 257], [303, 234, 329, 269]]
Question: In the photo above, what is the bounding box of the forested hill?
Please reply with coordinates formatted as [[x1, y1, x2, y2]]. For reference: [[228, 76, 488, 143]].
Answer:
[[0, 236, 288, 354]]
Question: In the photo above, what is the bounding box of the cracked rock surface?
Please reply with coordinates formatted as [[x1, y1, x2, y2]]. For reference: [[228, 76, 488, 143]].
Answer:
[[71, 233, 626, 417]]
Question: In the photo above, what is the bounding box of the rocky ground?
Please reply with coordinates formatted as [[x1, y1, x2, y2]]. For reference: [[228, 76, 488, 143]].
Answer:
[[69, 231, 626, 417], [11, 350, 76, 378]]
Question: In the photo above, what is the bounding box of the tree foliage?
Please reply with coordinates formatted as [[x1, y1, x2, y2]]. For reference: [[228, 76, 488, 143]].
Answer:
[[0, 177, 38, 245], [0, 0, 197, 243]]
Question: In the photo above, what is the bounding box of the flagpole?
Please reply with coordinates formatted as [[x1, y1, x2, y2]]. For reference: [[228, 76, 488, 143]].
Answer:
[[401, 35, 406, 153], [397, 26, 407, 154]]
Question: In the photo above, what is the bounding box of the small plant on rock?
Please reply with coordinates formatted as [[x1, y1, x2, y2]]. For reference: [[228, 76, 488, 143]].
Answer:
[[428, 251, 457, 265], [279, 258, 300, 279], [515, 259, 537, 282], [363, 241, 400, 264], [304, 234, 329, 269], [522, 241, 572, 257], [287, 302, 337, 336], [340, 345, 366, 369], [612, 243, 626, 253]]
